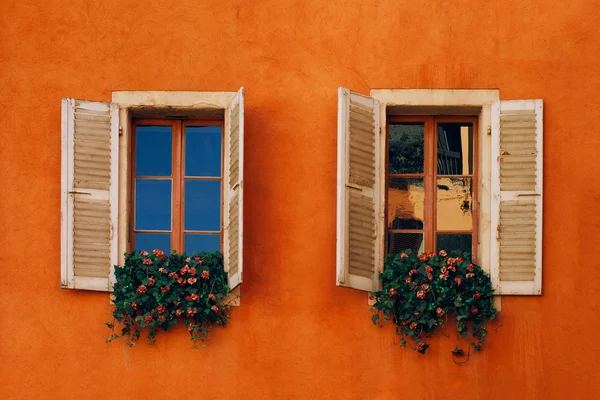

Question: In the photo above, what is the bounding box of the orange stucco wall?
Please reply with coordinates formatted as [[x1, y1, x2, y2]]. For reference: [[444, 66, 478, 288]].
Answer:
[[2, 0, 600, 399]]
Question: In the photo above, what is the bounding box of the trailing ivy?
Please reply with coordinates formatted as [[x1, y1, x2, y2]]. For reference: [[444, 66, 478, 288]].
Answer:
[[106, 250, 233, 347], [370, 250, 497, 356]]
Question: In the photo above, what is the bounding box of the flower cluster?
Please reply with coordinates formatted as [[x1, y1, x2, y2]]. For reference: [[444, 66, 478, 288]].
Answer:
[[370, 250, 497, 355], [106, 251, 232, 347]]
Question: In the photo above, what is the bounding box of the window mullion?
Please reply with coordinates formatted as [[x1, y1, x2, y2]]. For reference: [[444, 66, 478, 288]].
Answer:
[[424, 116, 435, 253], [172, 120, 183, 253]]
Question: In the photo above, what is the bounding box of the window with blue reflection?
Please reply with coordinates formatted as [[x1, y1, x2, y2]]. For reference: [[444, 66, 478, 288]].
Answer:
[[185, 126, 222, 177], [184, 234, 220, 254], [136, 126, 172, 176], [135, 233, 171, 253], [135, 179, 172, 230], [184, 180, 221, 231]]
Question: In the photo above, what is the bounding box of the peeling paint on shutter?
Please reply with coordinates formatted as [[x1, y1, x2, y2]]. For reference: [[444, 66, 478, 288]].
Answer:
[[61, 99, 119, 291], [223, 88, 244, 290], [491, 100, 543, 295], [337, 88, 382, 292]]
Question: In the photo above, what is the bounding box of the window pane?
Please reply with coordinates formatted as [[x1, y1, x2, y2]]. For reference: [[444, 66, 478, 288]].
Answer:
[[135, 179, 172, 230], [436, 234, 472, 254], [184, 180, 221, 231], [388, 178, 424, 229], [184, 234, 221, 254], [437, 123, 473, 175], [436, 177, 473, 231], [388, 123, 424, 174], [185, 126, 222, 177], [135, 233, 171, 253], [135, 126, 172, 176], [387, 232, 424, 255]]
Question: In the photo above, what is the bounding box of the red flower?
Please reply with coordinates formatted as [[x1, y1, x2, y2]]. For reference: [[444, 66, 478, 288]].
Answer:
[[413, 311, 420, 316], [147, 278, 155, 286], [178, 278, 185, 286], [188, 323, 195, 332], [157, 305, 166, 314], [440, 266, 448, 274], [186, 308, 197, 317], [418, 253, 429, 262], [190, 267, 197, 276], [457, 257, 464, 263], [448, 265, 456, 272], [438, 250, 447, 257], [185, 295, 192, 302], [201, 270, 210, 280], [187, 277, 197, 285], [400, 253, 408, 259], [409, 322, 417, 330], [427, 252, 435, 258], [401, 320, 409, 326], [408, 269, 417, 276], [436, 307, 445, 317], [158, 267, 168, 274], [466, 272, 475, 279], [173, 301, 180, 307], [421, 284, 430, 291], [131, 302, 137, 311], [405, 277, 411, 283], [388, 288, 397, 297], [471, 307, 478, 315], [416, 290, 426, 299], [153, 249, 166, 260], [454, 277, 462, 286], [208, 294, 216, 301], [137, 285, 147, 294], [160, 286, 170, 293], [474, 292, 481, 300], [427, 274, 433, 281], [168, 272, 176, 278], [144, 315, 152, 324], [175, 309, 183, 317], [194, 256, 203, 263], [211, 305, 219, 312], [180, 265, 190, 275], [157, 315, 166, 323], [139, 251, 149, 256], [185, 257, 191, 263], [416, 342, 426, 352], [439, 274, 448, 280], [448, 258, 457, 266], [142, 258, 152, 265], [467, 263, 475, 271], [425, 266, 433, 273], [191, 293, 199, 301]]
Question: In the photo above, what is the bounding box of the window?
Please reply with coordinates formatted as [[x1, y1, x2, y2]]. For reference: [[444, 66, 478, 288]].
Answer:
[[132, 120, 224, 255], [60, 90, 244, 292], [386, 117, 478, 261], [336, 88, 543, 295]]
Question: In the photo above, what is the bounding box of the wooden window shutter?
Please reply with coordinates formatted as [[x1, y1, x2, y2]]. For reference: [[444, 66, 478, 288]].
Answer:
[[336, 87, 383, 292], [223, 87, 244, 290], [491, 99, 543, 295], [61, 99, 119, 291]]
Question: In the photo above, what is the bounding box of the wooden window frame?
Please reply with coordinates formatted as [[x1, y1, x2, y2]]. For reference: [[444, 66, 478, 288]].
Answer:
[[386, 115, 479, 262], [130, 118, 225, 254]]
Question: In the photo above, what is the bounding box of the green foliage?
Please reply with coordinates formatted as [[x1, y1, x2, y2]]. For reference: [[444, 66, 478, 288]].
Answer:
[[370, 249, 497, 356], [106, 249, 233, 347]]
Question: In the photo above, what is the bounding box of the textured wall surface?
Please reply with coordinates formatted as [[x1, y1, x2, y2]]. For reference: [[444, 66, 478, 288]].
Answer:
[[1, 0, 600, 399]]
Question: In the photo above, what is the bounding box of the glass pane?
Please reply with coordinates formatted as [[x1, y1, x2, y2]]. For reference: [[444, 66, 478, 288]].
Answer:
[[135, 126, 172, 176], [436, 234, 473, 254], [185, 126, 222, 177], [437, 123, 473, 175], [387, 178, 424, 229], [388, 123, 425, 174], [436, 177, 473, 231], [184, 234, 221, 254], [135, 233, 171, 253], [184, 180, 221, 231], [135, 179, 172, 230], [387, 232, 424, 255]]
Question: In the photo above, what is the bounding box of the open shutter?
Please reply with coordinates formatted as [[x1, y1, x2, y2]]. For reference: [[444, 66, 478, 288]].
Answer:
[[491, 100, 543, 295], [61, 99, 119, 291], [224, 87, 244, 289], [336, 88, 382, 292]]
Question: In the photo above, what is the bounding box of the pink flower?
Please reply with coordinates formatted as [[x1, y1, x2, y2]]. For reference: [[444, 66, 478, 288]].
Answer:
[[441, 267, 448, 274], [416, 290, 426, 299], [211, 305, 219, 312], [142, 258, 152, 265], [466, 273, 475, 279], [436, 307, 445, 317], [147, 278, 155, 286], [157, 305, 166, 314], [190, 293, 199, 301], [158, 267, 168, 274], [153, 249, 166, 260], [409, 322, 417, 330], [421, 284, 430, 291], [454, 277, 462, 286], [137, 285, 147, 294], [208, 294, 216, 301], [186, 308, 197, 317], [168, 272, 177, 278], [439, 274, 448, 280], [201, 270, 210, 280], [427, 252, 435, 258], [188, 323, 196, 332], [187, 277, 197, 285], [400, 253, 408, 259], [194, 256, 203, 263], [418, 253, 429, 262], [160, 286, 170, 293], [438, 250, 447, 257], [173, 301, 180, 307], [425, 266, 433, 274], [388, 288, 397, 297], [405, 277, 411, 283], [175, 309, 183, 317], [185, 257, 191, 263], [190, 267, 197, 276], [467, 263, 475, 271], [131, 302, 137, 311], [427, 274, 433, 281], [180, 265, 190, 275], [408, 269, 417, 276], [139, 251, 149, 256], [144, 315, 152, 324], [157, 315, 166, 323]]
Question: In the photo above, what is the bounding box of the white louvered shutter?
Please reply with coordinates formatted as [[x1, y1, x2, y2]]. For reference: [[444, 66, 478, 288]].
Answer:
[[223, 87, 244, 290], [336, 88, 382, 292], [61, 99, 119, 291], [491, 100, 543, 295]]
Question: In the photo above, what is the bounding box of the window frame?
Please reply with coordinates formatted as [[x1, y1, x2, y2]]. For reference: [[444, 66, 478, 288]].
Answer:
[[130, 118, 225, 255], [385, 115, 479, 261]]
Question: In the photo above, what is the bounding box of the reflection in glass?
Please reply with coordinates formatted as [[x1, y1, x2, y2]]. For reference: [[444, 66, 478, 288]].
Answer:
[[388, 178, 424, 229], [136, 126, 172, 176], [184, 180, 221, 231], [135, 233, 171, 253], [184, 234, 221, 254], [436, 234, 472, 254], [388, 123, 424, 174], [185, 126, 222, 177], [387, 232, 424, 255], [135, 179, 172, 230], [436, 178, 473, 231], [437, 123, 473, 175]]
